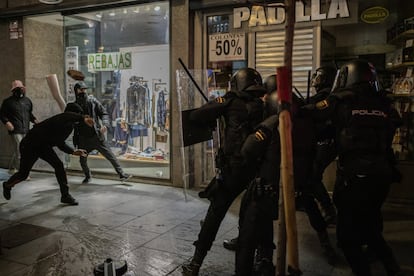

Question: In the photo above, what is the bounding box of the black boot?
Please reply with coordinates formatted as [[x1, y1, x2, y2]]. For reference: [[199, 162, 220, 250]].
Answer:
[[3, 182, 11, 200], [341, 245, 372, 276], [317, 230, 337, 265], [82, 176, 91, 184], [61, 194, 79, 206], [182, 249, 207, 276], [377, 246, 402, 276], [223, 237, 238, 251], [254, 246, 275, 276], [323, 204, 337, 226]]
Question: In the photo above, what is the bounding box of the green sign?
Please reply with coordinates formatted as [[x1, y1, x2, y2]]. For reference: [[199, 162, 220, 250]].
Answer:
[[361, 6, 389, 24], [88, 52, 132, 71]]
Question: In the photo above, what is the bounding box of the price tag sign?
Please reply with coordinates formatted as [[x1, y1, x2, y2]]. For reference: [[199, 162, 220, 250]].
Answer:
[[209, 33, 245, 62], [406, 67, 413, 78]]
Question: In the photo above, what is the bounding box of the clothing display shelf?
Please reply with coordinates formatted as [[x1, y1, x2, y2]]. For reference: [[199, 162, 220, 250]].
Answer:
[[387, 62, 414, 70], [385, 20, 414, 205], [387, 30, 414, 162], [387, 29, 414, 46]]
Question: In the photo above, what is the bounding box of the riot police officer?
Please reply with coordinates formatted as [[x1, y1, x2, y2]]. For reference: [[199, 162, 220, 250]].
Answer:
[[290, 74, 338, 265], [307, 60, 402, 275], [309, 66, 338, 225], [235, 74, 280, 276], [222, 74, 281, 252], [182, 68, 266, 276]]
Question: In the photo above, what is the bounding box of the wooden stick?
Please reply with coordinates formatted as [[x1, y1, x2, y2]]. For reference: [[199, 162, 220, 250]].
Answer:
[[276, 0, 301, 275]]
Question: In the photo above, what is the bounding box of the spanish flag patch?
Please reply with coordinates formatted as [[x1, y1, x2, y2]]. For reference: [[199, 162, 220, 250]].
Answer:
[[316, 100, 328, 110], [215, 97, 225, 104], [255, 129, 266, 141]]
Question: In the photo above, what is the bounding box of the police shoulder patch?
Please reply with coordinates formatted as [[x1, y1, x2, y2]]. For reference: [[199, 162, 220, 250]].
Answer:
[[255, 129, 266, 141], [316, 100, 329, 110], [215, 97, 225, 104]]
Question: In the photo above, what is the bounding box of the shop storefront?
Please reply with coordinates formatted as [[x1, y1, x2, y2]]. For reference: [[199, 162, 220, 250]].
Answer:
[[0, 0, 190, 186], [188, 0, 414, 204], [61, 3, 171, 179], [1, 0, 414, 200]]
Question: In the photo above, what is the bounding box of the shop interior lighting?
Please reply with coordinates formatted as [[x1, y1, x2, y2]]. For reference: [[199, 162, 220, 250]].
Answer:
[[95, 13, 102, 18], [39, 0, 63, 4], [154, 6, 161, 11], [133, 8, 140, 13], [123, 9, 128, 14], [109, 11, 116, 16]]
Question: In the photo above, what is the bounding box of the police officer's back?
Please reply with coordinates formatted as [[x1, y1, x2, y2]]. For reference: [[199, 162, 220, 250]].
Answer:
[[309, 59, 402, 276], [308, 66, 338, 225]]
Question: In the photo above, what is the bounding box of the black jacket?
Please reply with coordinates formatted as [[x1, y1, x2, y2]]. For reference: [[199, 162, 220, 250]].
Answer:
[[0, 95, 36, 134], [190, 92, 264, 162], [308, 84, 399, 176], [23, 112, 85, 154], [74, 95, 110, 143], [241, 114, 280, 187]]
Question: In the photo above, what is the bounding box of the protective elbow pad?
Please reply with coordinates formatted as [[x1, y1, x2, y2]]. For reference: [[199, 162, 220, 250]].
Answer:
[[259, 114, 279, 132], [241, 130, 268, 162]]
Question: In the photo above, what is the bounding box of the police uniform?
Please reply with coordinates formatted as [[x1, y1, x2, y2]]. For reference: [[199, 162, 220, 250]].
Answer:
[[182, 68, 265, 276], [292, 92, 337, 265], [236, 114, 280, 276], [308, 66, 338, 224], [308, 60, 402, 275]]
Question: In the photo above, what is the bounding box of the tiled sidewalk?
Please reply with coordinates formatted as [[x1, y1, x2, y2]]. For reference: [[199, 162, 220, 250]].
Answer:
[[0, 170, 413, 276]]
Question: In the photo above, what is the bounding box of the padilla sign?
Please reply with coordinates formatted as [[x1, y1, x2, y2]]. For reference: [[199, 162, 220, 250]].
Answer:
[[233, 0, 350, 28], [88, 52, 132, 72]]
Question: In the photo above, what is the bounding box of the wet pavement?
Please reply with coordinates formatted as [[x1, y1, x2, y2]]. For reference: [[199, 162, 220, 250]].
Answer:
[[0, 169, 413, 276]]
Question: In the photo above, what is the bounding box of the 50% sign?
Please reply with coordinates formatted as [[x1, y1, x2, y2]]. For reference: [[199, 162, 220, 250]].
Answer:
[[209, 33, 245, 62]]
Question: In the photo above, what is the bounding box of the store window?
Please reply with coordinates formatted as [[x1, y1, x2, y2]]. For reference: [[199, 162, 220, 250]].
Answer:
[[63, 1, 170, 179], [206, 14, 247, 97]]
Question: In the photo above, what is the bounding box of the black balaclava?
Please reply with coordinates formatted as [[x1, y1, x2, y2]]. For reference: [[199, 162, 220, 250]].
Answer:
[[75, 89, 88, 112], [12, 87, 25, 98]]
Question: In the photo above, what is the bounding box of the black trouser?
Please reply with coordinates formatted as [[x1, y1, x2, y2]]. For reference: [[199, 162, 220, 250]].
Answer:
[[194, 164, 254, 253], [334, 171, 400, 276], [298, 191, 327, 233], [5, 139, 69, 196], [236, 182, 278, 276], [78, 135, 124, 177], [311, 140, 337, 209], [295, 156, 327, 233]]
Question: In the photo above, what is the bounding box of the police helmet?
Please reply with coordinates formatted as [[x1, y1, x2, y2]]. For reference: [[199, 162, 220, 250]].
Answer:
[[333, 59, 380, 92], [74, 82, 88, 93], [230, 68, 266, 97], [311, 66, 336, 92], [264, 74, 277, 94], [64, 102, 83, 114], [263, 74, 279, 116]]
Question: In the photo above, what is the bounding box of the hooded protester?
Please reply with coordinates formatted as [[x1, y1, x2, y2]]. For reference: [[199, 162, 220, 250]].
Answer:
[[2, 103, 93, 205], [0, 80, 38, 173]]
